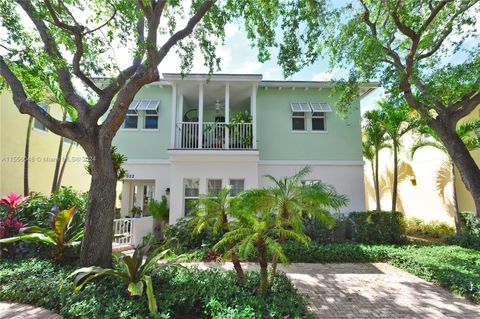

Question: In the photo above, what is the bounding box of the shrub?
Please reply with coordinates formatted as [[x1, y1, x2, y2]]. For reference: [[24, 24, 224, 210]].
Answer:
[[163, 218, 217, 253], [0, 258, 311, 319], [303, 214, 349, 243], [348, 211, 406, 244], [459, 211, 480, 237], [406, 217, 455, 239]]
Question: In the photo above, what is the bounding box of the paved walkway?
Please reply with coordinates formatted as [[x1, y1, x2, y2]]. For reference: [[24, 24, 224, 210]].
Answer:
[[190, 262, 480, 319], [0, 302, 60, 319], [2, 263, 479, 318]]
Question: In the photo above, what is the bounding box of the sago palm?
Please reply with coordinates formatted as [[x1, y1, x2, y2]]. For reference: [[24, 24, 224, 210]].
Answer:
[[260, 166, 348, 282], [189, 185, 244, 283], [410, 120, 480, 233], [214, 204, 309, 296]]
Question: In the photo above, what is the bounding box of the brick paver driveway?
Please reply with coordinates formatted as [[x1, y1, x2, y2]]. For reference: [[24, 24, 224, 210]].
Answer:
[[191, 262, 480, 319], [0, 302, 60, 319]]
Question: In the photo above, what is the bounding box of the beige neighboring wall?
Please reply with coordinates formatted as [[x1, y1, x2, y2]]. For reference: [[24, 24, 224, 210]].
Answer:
[[0, 90, 91, 196], [455, 105, 480, 213], [364, 131, 455, 225]]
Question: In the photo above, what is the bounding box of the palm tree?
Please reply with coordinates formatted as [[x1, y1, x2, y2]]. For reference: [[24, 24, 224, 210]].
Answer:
[[377, 99, 419, 212], [189, 185, 245, 283], [363, 110, 391, 210], [23, 116, 33, 196], [256, 166, 348, 283], [410, 121, 480, 233], [214, 202, 309, 296]]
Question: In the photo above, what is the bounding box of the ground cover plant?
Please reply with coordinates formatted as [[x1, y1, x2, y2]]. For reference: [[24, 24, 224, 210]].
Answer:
[[0, 258, 311, 319]]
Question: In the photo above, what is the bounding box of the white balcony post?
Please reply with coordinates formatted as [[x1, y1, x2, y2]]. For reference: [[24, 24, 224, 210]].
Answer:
[[251, 84, 257, 149], [198, 83, 204, 149], [170, 83, 177, 148], [225, 83, 230, 149], [178, 94, 184, 123]]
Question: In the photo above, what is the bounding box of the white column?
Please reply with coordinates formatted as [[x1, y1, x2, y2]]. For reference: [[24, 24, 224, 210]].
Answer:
[[198, 83, 204, 149], [225, 83, 230, 149], [170, 83, 177, 148], [251, 84, 257, 149], [178, 94, 184, 123]]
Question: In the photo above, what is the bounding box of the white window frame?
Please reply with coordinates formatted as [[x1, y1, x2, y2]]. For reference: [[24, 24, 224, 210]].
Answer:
[[123, 110, 139, 129], [292, 112, 306, 132], [184, 178, 200, 217], [302, 180, 322, 186], [207, 179, 223, 195], [312, 112, 327, 132], [143, 110, 159, 130], [229, 179, 245, 196]]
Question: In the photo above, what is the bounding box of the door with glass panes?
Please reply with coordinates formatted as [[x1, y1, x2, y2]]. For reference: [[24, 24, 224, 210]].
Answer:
[[131, 182, 155, 217]]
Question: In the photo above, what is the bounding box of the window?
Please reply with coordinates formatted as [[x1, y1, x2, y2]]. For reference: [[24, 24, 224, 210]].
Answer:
[[312, 112, 326, 131], [144, 110, 159, 129], [207, 179, 222, 195], [34, 104, 48, 131], [292, 112, 305, 131], [124, 110, 138, 129], [229, 179, 244, 196], [302, 180, 321, 186], [184, 179, 199, 216]]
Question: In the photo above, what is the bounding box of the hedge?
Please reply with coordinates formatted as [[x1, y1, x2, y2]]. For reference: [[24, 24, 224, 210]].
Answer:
[[348, 211, 406, 244]]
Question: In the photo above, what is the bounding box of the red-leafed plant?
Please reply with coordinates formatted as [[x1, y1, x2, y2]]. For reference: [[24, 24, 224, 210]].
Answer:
[[0, 216, 24, 239], [0, 192, 29, 215]]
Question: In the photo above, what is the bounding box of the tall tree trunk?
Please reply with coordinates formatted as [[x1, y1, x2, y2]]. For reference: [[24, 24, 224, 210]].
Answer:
[[257, 238, 269, 296], [23, 116, 33, 196], [450, 161, 461, 234], [51, 112, 66, 193], [56, 141, 73, 190], [374, 149, 381, 211], [431, 118, 480, 218], [392, 141, 398, 212], [80, 140, 117, 267]]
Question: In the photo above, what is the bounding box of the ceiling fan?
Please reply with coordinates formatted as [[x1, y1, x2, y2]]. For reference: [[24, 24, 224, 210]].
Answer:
[[215, 99, 224, 113]]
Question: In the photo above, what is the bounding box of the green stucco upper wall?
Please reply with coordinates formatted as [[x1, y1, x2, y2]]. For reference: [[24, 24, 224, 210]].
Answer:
[[113, 86, 172, 160], [113, 83, 363, 161], [256, 87, 362, 161]]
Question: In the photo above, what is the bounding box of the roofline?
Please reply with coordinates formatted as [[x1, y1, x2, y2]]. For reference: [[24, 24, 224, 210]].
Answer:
[[260, 80, 379, 89], [162, 73, 263, 82]]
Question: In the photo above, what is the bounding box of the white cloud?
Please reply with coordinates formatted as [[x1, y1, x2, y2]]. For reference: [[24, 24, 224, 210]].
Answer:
[[234, 60, 263, 74], [313, 71, 334, 81]]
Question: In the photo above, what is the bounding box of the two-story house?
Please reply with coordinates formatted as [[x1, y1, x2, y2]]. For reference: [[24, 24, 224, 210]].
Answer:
[[114, 73, 376, 224]]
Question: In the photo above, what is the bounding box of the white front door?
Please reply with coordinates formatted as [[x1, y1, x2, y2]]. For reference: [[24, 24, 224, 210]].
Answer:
[[131, 182, 155, 216]]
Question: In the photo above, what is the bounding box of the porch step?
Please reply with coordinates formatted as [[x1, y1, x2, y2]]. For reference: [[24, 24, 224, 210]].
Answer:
[[112, 244, 134, 252]]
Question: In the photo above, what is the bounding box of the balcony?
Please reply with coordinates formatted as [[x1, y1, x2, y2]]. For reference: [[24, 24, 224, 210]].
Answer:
[[175, 122, 253, 149], [166, 73, 259, 151]]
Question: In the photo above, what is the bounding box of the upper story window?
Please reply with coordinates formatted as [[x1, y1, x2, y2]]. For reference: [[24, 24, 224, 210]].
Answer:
[[207, 179, 222, 195], [290, 102, 332, 132], [184, 178, 199, 217], [229, 179, 244, 196], [292, 112, 306, 131], [123, 99, 160, 129], [34, 104, 48, 131], [302, 180, 321, 186], [312, 112, 326, 131]]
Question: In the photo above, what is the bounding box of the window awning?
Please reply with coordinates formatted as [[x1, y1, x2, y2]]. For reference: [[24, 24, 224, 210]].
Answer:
[[290, 102, 312, 112], [310, 102, 332, 112], [128, 100, 160, 112]]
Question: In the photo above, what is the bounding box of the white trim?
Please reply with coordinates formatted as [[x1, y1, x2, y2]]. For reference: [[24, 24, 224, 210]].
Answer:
[[163, 73, 262, 82], [198, 83, 204, 149], [251, 84, 257, 149], [168, 150, 259, 156], [258, 160, 365, 166], [170, 84, 177, 147], [225, 83, 230, 149], [125, 159, 170, 165], [119, 128, 140, 132]]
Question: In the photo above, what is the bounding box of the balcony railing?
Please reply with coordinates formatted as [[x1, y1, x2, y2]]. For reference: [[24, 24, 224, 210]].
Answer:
[[175, 122, 253, 149]]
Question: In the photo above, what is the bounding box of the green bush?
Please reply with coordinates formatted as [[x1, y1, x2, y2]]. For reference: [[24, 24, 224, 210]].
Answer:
[[303, 215, 348, 243], [0, 258, 311, 319], [348, 211, 406, 244], [445, 234, 480, 251], [163, 218, 217, 254], [459, 211, 480, 237], [406, 217, 455, 239]]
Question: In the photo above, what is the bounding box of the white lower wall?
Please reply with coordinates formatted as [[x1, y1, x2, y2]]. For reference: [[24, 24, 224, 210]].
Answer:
[[119, 156, 366, 225], [258, 161, 365, 213], [131, 216, 154, 246]]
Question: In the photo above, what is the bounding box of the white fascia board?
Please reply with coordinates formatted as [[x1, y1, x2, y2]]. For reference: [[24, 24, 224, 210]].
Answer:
[[125, 159, 170, 165], [258, 160, 365, 166], [162, 73, 263, 82]]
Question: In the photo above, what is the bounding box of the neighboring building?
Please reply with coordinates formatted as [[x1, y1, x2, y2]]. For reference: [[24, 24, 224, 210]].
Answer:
[[0, 90, 91, 196], [114, 73, 376, 224]]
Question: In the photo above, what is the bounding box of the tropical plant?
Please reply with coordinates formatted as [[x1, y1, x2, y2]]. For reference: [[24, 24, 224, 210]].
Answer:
[[189, 185, 245, 283], [377, 100, 419, 212], [86, 146, 127, 181], [214, 204, 309, 296], [363, 109, 391, 210], [252, 166, 348, 283], [148, 196, 169, 240], [410, 120, 480, 233], [69, 240, 171, 314], [0, 192, 29, 215], [0, 207, 83, 261]]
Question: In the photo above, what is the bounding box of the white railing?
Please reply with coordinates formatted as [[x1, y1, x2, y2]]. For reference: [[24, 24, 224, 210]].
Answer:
[[113, 218, 132, 246], [175, 122, 199, 149], [175, 122, 253, 149]]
